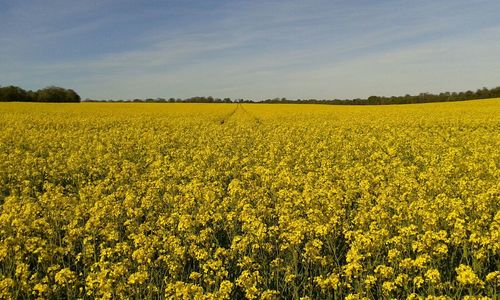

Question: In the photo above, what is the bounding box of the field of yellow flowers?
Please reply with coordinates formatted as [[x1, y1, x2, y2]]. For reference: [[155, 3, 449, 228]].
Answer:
[[0, 99, 499, 299]]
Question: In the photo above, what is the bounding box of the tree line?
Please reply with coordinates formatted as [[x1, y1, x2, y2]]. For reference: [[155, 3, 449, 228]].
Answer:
[[87, 86, 500, 105], [259, 86, 500, 105], [0, 85, 80, 103], [2, 84, 499, 105]]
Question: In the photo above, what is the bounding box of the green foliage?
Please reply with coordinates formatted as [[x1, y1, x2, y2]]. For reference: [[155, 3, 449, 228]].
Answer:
[[0, 85, 80, 103], [85, 86, 500, 105], [260, 86, 500, 105], [34, 86, 80, 103], [0, 86, 31, 102]]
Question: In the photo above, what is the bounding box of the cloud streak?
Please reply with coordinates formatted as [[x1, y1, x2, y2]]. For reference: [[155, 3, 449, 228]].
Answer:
[[1, 0, 500, 99]]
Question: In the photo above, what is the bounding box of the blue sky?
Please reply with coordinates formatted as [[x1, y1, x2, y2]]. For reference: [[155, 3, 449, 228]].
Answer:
[[1, 0, 500, 100]]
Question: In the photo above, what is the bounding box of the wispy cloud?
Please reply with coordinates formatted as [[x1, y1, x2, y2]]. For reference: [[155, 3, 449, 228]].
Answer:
[[1, 0, 500, 99]]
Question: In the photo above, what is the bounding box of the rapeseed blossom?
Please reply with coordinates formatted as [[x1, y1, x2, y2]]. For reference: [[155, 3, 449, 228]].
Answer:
[[0, 100, 498, 298]]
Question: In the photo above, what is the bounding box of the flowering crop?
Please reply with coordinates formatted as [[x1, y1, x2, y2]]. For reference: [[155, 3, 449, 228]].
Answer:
[[0, 100, 499, 299]]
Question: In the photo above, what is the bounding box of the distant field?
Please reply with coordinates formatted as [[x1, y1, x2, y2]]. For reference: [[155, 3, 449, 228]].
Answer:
[[0, 99, 499, 299]]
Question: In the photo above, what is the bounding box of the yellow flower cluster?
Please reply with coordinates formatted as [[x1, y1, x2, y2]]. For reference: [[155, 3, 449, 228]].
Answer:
[[0, 100, 499, 299]]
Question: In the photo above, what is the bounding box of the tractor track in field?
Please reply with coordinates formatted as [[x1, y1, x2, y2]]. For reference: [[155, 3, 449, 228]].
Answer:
[[238, 104, 261, 125], [219, 103, 261, 126], [219, 103, 240, 125]]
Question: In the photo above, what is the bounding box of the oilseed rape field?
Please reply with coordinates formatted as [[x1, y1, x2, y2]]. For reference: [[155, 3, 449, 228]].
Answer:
[[0, 100, 499, 299]]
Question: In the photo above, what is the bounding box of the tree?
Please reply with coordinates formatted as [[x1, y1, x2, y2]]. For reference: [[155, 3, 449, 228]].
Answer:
[[35, 86, 81, 103], [0, 85, 31, 102]]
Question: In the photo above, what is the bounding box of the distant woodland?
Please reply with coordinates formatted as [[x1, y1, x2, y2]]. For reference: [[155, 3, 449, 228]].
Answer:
[[88, 86, 500, 105], [2, 84, 500, 105], [0, 86, 80, 103]]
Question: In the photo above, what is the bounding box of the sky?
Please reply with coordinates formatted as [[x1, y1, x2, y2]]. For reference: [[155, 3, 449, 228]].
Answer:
[[1, 0, 500, 100]]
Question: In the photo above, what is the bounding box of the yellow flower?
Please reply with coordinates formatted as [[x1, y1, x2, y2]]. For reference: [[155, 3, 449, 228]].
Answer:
[[456, 265, 484, 287], [425, 268, 441, 284], [1, 100, 499, 299], [315, 273, 340, 290], [0, 278, 15, 298], [387, 249, 401, 263], [382, 281, 397, 295], [128, 271, 148, 285], [363, 275, 377, 288], [55, 268, 77, 286], [485, 271, 499, 286], [413, 276, 424, 289], [375, 265, 394, 279]]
